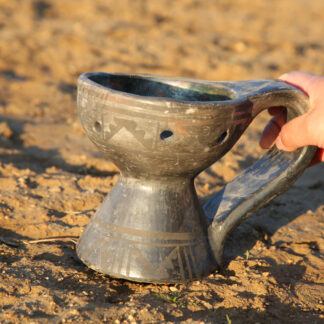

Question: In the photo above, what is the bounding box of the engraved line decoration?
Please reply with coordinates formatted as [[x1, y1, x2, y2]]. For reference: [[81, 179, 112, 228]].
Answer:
[[93, 221, 204, 241], [101, 116, 154, 149], [91, 232, 204, 280]]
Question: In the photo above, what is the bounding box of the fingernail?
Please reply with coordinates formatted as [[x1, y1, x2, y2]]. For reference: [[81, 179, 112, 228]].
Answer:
[[279, 73, 288, 80], [276, 135, 285, 150]]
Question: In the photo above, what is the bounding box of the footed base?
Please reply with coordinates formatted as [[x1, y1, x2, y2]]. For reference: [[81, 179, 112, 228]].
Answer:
[[76, 176, 217, 283]]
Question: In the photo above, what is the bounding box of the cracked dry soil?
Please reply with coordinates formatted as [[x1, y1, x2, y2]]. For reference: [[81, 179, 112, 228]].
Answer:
[[0, 0, 323, 323]]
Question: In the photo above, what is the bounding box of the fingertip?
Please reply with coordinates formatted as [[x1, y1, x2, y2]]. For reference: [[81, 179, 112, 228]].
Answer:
[[275, 134, 284, 150], [259, 136, 271, 149], [275, 134, 295, 152], [259, 130, 270, 149], [278, 71, 316, 95], [279, 71, 313, 81], [268, 106, 285, 116], [279, 72, 290, 81]]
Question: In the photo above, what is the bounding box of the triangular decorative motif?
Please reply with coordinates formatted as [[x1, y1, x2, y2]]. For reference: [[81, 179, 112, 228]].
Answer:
[[104, 117, 154, 149], [99, 239, 202, 281]]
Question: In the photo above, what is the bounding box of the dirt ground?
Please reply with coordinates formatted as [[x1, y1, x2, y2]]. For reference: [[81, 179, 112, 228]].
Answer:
[[0, 0, 323, 323]]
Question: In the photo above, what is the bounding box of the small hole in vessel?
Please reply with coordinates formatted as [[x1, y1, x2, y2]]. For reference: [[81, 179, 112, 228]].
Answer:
[[160, 130, 173, 140], [217, 131, 228, 144], [94, 121, 102, 133]]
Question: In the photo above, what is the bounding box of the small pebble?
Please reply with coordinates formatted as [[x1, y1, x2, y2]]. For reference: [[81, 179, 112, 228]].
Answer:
[[201, 300, 213, 309]]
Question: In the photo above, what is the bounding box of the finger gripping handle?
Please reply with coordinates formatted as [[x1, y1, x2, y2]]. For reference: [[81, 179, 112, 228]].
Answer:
[[204, 80, 316, 267]]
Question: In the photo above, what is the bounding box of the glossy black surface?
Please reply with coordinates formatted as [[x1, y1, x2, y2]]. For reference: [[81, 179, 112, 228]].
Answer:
[[88, 73, 234, 101], [76, 72, 316, 283]]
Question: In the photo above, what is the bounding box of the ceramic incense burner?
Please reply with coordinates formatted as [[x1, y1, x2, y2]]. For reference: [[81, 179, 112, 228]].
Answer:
[[76, 72, 315, 283]]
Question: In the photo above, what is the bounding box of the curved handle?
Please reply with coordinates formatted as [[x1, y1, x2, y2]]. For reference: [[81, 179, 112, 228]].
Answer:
[[204, 80, 317, 267]]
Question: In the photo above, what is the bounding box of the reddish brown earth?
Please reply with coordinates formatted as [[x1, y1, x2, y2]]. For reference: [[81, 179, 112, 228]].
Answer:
[[0, 0, 323, 323]]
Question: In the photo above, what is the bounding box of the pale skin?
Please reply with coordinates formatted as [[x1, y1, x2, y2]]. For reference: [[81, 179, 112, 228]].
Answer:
[[260, 71, 324, 166]]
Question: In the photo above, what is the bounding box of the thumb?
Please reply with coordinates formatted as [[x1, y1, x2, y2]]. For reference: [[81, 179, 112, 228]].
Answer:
[[279, 71, 317, 97], [276, 113, 312, 151]]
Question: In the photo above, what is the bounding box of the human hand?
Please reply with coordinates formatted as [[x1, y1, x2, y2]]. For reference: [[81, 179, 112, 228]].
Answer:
[[260, 71, 324, 165]]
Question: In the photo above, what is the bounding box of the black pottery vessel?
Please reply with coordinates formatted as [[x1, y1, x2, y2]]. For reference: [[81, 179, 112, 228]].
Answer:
[[76, 72, 315, 283]]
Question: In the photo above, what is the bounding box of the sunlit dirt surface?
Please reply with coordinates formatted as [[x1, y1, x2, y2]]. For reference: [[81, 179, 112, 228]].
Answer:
[[0, 0, 323, 323]]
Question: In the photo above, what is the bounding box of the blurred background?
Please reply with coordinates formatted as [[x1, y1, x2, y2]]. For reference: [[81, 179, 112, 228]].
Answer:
[[0, 1, 323, 323], [0, 0, 323, 121]]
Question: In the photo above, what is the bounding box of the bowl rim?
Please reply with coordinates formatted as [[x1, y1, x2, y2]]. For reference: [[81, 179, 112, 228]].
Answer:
[[78, 72, 241, 110]]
